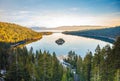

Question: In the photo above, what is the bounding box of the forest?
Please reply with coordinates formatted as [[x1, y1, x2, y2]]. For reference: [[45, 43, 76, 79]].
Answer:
[[0, 22, 120, 81], [0, 37, 120, 81], [0, 45, 74, 81], [0, 22, 42, 43], [63, 26, 120, 43], [64, 37, 120, 81]]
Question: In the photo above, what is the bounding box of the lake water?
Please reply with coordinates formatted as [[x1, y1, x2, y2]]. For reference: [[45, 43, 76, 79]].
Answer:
[[26, 32, 112, 58]]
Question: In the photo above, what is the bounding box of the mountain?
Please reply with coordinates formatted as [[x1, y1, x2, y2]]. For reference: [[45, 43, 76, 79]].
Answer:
[[63, 26, 120, 43], [30, 26, 111, 32], [52, 26, 110, 31], [0, 22, 42, 43], [30, 27, 48, 30]]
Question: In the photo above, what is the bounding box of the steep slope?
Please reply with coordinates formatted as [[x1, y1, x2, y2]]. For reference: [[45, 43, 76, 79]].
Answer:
[[0, 22, 42, 43]]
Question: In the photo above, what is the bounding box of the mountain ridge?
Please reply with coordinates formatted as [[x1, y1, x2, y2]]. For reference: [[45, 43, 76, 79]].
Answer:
[[30, 25, 112, 31]]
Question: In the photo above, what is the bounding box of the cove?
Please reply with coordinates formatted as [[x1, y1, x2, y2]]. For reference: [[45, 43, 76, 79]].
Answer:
[[26, 32, 112, 58]]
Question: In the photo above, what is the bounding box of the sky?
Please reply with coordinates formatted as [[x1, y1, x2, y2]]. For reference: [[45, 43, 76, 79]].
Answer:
[[0, 0, 120, 28]]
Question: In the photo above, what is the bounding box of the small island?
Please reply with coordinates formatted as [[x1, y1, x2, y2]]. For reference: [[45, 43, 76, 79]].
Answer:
[[55, 38, 65, 45]]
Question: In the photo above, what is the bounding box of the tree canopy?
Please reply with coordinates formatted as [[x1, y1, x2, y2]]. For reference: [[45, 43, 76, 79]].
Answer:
[[0, 22, 42, 43]]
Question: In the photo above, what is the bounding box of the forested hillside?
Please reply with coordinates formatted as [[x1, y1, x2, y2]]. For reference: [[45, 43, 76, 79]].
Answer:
[[64, 37, 120, 81], [64, 26, 120, 43], [0, 22, 42, 43], [0, 37, 120, 81], [0, 47, 74, 81]]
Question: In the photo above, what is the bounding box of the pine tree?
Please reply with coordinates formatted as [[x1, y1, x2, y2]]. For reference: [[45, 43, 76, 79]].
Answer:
[[83, 51, 92, 81]]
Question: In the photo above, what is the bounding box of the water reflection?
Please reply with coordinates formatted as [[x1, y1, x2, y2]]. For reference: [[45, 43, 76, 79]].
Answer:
[[26, 33, 112, 58]]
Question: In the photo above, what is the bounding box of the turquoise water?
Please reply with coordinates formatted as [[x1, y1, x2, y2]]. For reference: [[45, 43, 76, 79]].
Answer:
[[26, 33, 112, 58]]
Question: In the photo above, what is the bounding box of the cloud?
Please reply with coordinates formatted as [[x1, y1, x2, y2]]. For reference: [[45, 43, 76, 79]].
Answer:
[[19, 11, 30, 14], [0, 9, 120, 27], [0, 9, 4, 12], [110, 12, 120, 16], [69, 7, 79, 11], [12, 14, 103, 27]]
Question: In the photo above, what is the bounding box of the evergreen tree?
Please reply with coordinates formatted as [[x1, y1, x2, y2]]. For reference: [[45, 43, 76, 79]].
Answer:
[[83, 51, 92, 81]]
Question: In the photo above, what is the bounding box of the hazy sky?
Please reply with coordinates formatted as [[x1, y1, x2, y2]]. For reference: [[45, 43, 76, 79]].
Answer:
[[0, 0, 120, 27]]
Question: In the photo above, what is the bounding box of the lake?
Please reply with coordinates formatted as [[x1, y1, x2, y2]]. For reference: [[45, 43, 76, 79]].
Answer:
[[26, 31, 112, 58]]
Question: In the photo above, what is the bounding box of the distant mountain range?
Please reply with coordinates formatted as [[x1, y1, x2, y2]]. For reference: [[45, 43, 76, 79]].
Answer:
[[30, 26, 111, 31], [30, 27, 48, 30]]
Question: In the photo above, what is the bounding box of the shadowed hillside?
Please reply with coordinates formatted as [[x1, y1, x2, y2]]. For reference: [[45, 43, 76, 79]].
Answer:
[[64, 26, 120, 43]]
